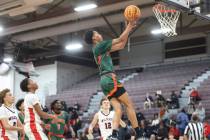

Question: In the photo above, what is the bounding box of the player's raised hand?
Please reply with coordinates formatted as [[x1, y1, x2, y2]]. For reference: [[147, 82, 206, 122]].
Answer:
[[124, 20, 137, 33], [127, 21, 137, 30]]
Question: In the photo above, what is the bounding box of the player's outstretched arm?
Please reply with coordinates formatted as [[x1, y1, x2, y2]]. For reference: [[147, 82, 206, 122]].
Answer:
[[111, 21, 136, 52], [88, 113, 99, 134], [34, 103, 56, 120]]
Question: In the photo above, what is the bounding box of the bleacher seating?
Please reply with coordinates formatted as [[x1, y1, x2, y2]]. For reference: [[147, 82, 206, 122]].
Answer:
[[46, 74, 100, 111], [46, 61, 210, 120], [45, 69, 134, 112], [197, 77, 210, 118], [123, 61, 210, 119]]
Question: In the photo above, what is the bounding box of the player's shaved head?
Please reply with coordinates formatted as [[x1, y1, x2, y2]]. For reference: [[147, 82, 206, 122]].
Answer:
[[20, 78, 29, 92]]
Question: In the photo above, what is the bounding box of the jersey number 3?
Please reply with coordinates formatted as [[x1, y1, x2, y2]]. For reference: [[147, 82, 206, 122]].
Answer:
[[105, 122, 111, 129]]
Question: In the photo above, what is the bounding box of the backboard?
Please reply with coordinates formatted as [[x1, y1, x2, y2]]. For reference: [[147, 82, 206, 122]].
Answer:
[[11, 62, 39, 77], [159, 0, 210, 21]]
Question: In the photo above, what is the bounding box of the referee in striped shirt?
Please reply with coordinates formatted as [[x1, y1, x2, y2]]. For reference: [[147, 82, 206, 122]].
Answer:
[[184, 112, 204, 140]]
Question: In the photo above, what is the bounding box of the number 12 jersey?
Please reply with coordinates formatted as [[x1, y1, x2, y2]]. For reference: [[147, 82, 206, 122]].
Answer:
[[98, 110, 114, 140]]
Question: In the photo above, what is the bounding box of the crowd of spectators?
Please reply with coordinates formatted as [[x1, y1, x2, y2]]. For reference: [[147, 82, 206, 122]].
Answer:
[[144, 90, 180, 110], [135, 89, 208, 140]]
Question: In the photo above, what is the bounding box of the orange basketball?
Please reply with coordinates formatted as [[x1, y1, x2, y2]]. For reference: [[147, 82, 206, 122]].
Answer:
[[124, 5, 141, 21]]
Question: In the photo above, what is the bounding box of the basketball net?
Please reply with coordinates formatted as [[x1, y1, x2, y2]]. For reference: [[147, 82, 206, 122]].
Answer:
[[153, 4, 180, 37]]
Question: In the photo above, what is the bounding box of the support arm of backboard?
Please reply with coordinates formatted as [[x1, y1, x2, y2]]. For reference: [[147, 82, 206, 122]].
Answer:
[[129, 18, 149, 37], [184, 18, 198, 29], [101, 13, 119, 37]]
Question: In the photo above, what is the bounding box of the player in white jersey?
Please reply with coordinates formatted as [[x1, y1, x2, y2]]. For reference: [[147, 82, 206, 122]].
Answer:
[[0, 88, 24, 140], [88, 97, 126, 140], [20, 78, 61, 140]]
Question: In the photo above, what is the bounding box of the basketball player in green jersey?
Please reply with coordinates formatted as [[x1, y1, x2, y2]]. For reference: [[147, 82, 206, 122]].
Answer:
[[45, 100, 75, 140], [84, 21, 141, 140], [16, 99, 29, 140]]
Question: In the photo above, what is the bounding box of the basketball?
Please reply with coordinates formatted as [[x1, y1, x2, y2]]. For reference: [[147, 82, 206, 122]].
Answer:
[[124, 5, 141, 21]]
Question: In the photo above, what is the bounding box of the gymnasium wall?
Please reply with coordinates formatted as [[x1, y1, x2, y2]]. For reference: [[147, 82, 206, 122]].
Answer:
[[56, 62, 97, 94], [0, 70, 15, 92], [119, 33, 210, 68], [119, 39, 163, 68], [207, 32, 210, 56], [0, 61, 96, 105]]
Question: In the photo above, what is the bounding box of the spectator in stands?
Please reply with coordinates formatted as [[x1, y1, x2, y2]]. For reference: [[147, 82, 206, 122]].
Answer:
[[151, 113, 160, 127], [159, 106, 169, 120], [144, 93, 154, 110], [136, 108, 145, 125], [189, 88, 201, 104], [68, 108, 82, 138], [162, 109, 171, 124], [73, 102, 81, 111], [150, 134, 156, 140], [156, 90, 166, 107], [195, 102, 205, 122], [204, 118, 210, 140], [166, 115, 177, 127], [170, 91, 179, 109], [157, 121, 168, 140], [184, 112, 204, 140], [186, 102, 196, 120], [77, 122, 89, 140], [166, 98, 172, 109], [169, 121, 180, 140], [61, 101, 68, 112], [139, 120, 151, 138], [118, 120, 135, 140], [176, 109, 189, 136]]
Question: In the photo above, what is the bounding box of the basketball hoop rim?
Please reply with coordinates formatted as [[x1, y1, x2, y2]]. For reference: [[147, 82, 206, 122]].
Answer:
[[153, 4, 178, 13]]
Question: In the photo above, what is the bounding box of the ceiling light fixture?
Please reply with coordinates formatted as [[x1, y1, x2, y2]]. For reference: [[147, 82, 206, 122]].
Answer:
[[3, 57, 13, 63], [65, 43, 83, 51], [151, 28, 171, 35], [74, 4, 97, 12], [0, 26, 4, 32]]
